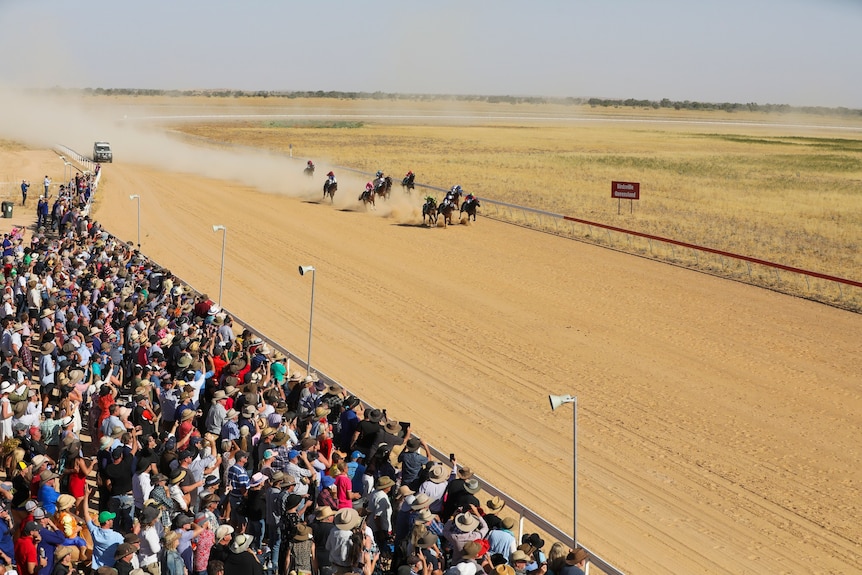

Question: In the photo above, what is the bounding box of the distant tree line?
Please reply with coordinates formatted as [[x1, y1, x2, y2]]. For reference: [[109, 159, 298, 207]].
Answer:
[[49, 87, 861, 116]]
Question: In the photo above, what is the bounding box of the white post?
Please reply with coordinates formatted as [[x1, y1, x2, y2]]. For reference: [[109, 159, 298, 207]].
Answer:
[[128, 195, 141, 249], [212, 225, 227, 305], [298, 265, 316, 375]]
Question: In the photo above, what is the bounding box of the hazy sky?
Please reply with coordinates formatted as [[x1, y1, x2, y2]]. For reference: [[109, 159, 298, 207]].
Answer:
[[1, 0, 860, 108]]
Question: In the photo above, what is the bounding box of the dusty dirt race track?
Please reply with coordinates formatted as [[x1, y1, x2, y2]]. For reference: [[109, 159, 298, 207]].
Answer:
[[3, 136, 861, 574]]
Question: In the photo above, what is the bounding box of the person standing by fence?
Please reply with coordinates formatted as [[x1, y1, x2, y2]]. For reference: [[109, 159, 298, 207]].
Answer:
[[21, 180, 30, 206]]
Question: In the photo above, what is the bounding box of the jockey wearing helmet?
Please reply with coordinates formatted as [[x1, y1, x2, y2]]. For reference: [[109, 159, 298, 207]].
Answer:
[[327, 171, 336, 184], [365, 181, 374, 193], [308, 160, 314, 167]]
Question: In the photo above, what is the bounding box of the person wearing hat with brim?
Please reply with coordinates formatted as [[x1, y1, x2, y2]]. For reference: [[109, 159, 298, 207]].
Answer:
[[487, 516, 518, 562], [54, 492, 91, 562], [328, 508, 364, 571], [205, 389, 229, 436], [211, 525, 234, 564], [223, 533, 261, 575], [417, 463, 450, 516], [398, 435, 430, 490], [440, 470, 481, 523], [560, 547, 589, 575], [290, 523, 315, 575], [366, 475, 396, 549], [113, 542, 136, 575], [443, 508, 489, 558], [347, 406, 383, 458], [37, 469, 61, 514], [509, 550, 531, 573], [138, 505, 162, 573]]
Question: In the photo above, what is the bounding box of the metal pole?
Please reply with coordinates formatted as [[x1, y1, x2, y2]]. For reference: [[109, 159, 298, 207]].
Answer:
[[136, 200, 141, 250], [212, 225, 227, 305], [219, 229, 226, 305], [307, 269, 315, 374], [299, 266, 317, 375], [129, 195, 141, 250], [573, 396, 578, 547]]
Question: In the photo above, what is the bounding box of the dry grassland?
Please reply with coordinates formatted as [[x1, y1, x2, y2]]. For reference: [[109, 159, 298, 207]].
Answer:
[[167, 100, 862, 291]]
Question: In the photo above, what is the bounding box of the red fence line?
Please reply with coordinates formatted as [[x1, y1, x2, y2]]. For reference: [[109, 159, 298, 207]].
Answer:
[[561, 215, 862, 289]]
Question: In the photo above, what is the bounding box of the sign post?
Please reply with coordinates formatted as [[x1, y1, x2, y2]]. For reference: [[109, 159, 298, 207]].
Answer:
[[611, 181, 640, 214]]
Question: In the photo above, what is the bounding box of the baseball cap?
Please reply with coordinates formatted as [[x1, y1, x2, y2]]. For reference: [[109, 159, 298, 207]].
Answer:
[[23, 521, 40, 534], [288, 449, 300, 460], [99, 510, 117, 524]]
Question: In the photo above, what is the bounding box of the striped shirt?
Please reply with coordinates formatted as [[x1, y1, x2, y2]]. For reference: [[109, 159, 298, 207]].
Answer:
[[227, 463, 249, 495]]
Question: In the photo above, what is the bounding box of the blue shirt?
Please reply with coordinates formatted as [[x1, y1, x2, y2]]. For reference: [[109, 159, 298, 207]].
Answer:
[[227, 463, 249, 496], [0, 518, 13, 563], [87, 519, 125, 568], [38, 484, 60, 515]]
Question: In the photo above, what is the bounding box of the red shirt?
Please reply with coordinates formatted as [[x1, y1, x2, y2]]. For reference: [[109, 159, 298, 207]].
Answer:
[[212, 356, 228, 381], [15, 534, 37, 575]]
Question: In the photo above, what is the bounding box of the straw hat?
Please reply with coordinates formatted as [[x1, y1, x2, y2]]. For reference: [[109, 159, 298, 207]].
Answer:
[[454, 512, 480, 533], [56, 494, 76, 511], [229, 533, 254, 554], [334, 507, 361, 531]]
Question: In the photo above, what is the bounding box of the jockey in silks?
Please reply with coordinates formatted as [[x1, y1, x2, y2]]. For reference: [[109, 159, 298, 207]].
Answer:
[[374, 170, 385, 190], [327, 171, 336, 185], [365, 181, 374, 198], [308, 160, 315, 169]]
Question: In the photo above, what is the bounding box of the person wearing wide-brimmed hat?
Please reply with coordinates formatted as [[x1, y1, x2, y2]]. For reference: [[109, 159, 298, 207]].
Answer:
[[440, 470, 481, 523], [289, 523, 315, 575], [37, 469, 61, 514], [442, 507, 489, 558], [417, 463, 450, 515], [487, 516, 518, 562], [398, 436, 430, 490], [366, 475, 396, 549], [326, 508, 363, 571], [223, 533, 261, 575]]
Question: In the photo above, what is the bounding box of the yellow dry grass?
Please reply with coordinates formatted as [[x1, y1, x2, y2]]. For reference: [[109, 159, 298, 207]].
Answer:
[[174, 106, 862, 288]]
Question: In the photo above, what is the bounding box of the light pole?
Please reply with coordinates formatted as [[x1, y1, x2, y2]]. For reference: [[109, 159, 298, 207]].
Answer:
[[212, 225, 227, 305], [298, 265, 316, 376], [549, 393, 578, 547], [128, 195, 140, 250]]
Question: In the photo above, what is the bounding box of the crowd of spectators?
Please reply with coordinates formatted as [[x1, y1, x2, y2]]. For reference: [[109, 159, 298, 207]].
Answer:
[[0, 168, 591, 575]]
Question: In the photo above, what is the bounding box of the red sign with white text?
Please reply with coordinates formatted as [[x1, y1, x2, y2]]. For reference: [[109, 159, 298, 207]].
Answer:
[[611, 181, 640, 200]]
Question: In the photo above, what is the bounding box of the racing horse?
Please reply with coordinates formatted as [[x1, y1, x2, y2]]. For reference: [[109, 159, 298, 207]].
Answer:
[[304, 163, 315, 177], [460, 197, 481, 221], [323, 180, 337, 203], [444, 188, 463, 208], [401, 173, 415, 194], [422, 197, 437, 225], [437, 201, 457, 227], [358, 189, 376, 210], [374, 176, 393, 201]]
